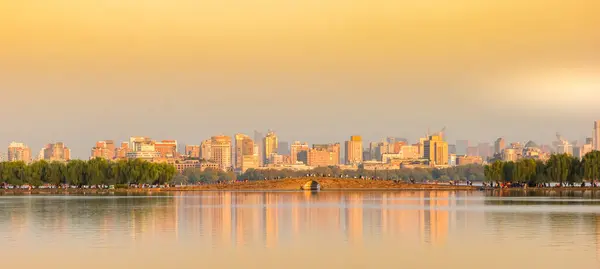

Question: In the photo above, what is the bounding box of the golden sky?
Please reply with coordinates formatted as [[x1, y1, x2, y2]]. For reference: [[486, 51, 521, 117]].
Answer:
[[1, 0, 599, 157]]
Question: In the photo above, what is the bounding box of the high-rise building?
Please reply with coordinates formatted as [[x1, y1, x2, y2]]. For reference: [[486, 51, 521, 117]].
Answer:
[[7, 142, 31, 163], [254, 130, 264, 166], [200, 139, 212, 160], [234, 134, 249, 169], [277, 141, 290, 155], [456, 140, 469, 156], [263, 131, 278, 165], [234, 134, 256, 170], [290, 141, 309, 164], [595, 121, 600, 151], [308, 143, 340, 166], [467, 146, 479, 157], [155, 140, 178, 158], [184, 145, 201, 158], [115, 142, 129, 159], [91, 140, 115, 160], [211, 135, 232, 170], [478, 143, 492, 159], [41, 142, 71, 162], [586, 137, 593, 145], [424, 136, 449, 166], [494, 138, 505, 155], [129, 136, 152, 152], [344, 136, 363, 165], [448, 144, 456, 155]]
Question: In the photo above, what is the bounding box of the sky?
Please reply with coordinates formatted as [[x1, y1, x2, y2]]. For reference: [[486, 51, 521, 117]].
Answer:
[[1, 0, 600, 158]]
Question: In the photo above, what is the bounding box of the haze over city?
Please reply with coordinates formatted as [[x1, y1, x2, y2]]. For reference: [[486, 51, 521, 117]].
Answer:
[[1, 0, 600, 158]]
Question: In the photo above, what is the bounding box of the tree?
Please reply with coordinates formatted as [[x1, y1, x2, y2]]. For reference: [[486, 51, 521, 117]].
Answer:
[[545, 154, 572, 187]]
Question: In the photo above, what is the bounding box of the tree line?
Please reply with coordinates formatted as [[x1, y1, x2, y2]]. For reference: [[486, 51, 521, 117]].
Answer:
[[232, 164, 485, 182], [0, 158, 177, 187], [484, 151, 600, 186]]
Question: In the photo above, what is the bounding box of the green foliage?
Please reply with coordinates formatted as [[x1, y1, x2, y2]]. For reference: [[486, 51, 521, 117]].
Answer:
[[484, 153, 595, 186], [0, 159, 177, 186], [238, 164, 485, 182]]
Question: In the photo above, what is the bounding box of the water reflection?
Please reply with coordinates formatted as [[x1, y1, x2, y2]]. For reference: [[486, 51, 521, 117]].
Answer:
[[1, 191, 600, 268]]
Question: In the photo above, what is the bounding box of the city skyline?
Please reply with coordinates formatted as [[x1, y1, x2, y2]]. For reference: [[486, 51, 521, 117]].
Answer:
[[1, 125, 599, 160]]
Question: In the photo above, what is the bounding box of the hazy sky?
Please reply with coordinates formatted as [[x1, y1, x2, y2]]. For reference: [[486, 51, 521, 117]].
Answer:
[[1, 0, 600, 158]]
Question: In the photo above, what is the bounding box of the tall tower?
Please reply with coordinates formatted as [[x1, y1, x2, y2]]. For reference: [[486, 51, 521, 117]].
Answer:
[[263, 131, 278, 165], [211, 135, 232, 170], [345, 136, 363, 165], [494, 137, 505, 155], [424, 135, 449, 166]]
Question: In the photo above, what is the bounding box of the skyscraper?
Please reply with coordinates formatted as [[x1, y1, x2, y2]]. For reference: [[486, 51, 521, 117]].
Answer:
[[263, 131, 278, 165], [494, 138, 505, 155], [234, 133, 256, 170], [41, 142, 71, 162], [200, 139, 212, 160], [594, 121, 600, 151], [184, 145, 201, 158], [234, 133, 250, 169], [277, 141, 290, 155], [91, 140, 115, 160], [290, 141, 309, 164], [456, 140, 469, 156], [211, 135, 232, 170], [344, 136, 363, 165], [424, 136, 449, 166], [254, 130, 264, 166], [7, 142, 31, 163]]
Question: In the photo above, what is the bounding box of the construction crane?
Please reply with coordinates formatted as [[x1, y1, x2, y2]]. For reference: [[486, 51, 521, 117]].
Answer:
[[428, 126, 446, 138], [556, 132, 568, 144]]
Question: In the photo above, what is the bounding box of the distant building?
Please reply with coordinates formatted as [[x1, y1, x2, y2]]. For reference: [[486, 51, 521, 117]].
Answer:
[[290, 141, 309, 164], [574, 144, 593, 159], [448, 144, 456, 155], [115, 142, 129, 159], [424, 135, 448, 166], [494, 138, 505, 155], [171, 160, 220, 174], [253, 130, 264, 166], [307, 143, 340, 167], [7, 142, 31, 163], [449, 154, 457, 166], [184, 145, 201, 158], [277, 141, 290, 155], [478, 143, 492, 160], [344, 135, 363, 165], [269, 153, 284, 165], [456, 155, 483, 166], [211, 135, 232, 170], [91, 140, 115, 160], [155, 140, 178, 159], [234, 134, 254, 169], [466, 146, 479, 157], [456, 140, 469, 156], [200, 139, 212, 160], [502, 148, 519, 162], [41, 142, 71, 162], [263, 131, 278, 165]]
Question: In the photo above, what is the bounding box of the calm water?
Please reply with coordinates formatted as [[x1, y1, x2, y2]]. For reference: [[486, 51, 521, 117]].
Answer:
[[2, 190, 600, 269]]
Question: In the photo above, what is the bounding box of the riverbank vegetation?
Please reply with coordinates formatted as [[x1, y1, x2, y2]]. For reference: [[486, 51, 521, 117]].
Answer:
[[0, 158, 177, 187], [484, 151, 600, 186], [172, 164, 485, 185]]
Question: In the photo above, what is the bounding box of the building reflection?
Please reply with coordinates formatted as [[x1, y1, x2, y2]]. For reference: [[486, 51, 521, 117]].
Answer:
[[0, 191, 465, 249]]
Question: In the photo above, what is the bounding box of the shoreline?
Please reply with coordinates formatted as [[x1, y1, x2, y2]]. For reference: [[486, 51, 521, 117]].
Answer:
[[3, 177, 600, 195]]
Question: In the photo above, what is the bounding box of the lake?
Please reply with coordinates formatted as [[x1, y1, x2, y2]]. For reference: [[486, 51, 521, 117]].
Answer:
[[1, 190, 600, 269]]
